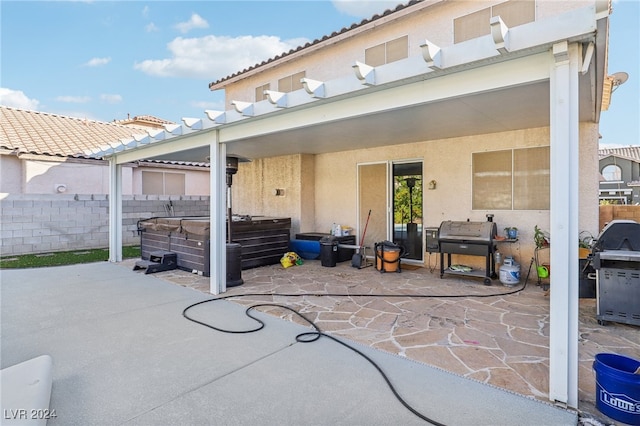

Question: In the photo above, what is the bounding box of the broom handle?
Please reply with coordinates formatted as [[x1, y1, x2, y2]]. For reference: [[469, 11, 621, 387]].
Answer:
[[360, 209, 372, 247]]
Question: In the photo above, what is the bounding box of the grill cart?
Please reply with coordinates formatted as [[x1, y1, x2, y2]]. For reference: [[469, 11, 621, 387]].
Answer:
[[591, 220, 640, 326]]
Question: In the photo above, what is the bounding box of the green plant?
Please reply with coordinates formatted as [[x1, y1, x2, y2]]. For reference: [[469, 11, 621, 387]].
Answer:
[[534, 225, 550, 249], [579, 231, 594, 249], [0, 246, 141, 269]]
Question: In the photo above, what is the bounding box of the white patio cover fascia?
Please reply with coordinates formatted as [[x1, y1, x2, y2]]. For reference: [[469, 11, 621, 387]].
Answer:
[[87, 2, 610, 409]]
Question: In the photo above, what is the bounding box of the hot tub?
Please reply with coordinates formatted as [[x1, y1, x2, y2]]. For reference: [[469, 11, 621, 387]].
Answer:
[[137, 216, 291, 275]]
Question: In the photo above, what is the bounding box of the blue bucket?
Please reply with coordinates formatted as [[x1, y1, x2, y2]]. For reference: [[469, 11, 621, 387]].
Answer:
[[592, 353, 640, 425]]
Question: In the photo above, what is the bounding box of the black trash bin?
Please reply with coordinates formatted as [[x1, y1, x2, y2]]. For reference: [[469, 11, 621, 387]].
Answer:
[[226, 243, 244, 287], [320, 236, 338, 267], [579, 257, 595, 298]]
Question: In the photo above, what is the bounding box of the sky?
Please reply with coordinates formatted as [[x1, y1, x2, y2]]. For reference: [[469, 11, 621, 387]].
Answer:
[[1, 0, 638, 148]]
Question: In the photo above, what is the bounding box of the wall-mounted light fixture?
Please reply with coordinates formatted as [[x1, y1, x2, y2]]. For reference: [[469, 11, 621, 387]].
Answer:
[[428, 180, 437, 190], [55, 184, 67, 193], [273, 188, 285, 196]]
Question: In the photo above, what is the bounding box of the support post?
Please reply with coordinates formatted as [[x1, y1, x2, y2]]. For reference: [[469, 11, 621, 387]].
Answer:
[[108, 158, 122, 262], [209, 131, 227, 295], [548, 41, 580, 408]]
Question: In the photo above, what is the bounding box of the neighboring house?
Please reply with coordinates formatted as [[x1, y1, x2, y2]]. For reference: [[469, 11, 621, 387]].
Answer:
[[90, 0, 613, 408], [598, 145, 640, 204], [0, 106, 211, 195]]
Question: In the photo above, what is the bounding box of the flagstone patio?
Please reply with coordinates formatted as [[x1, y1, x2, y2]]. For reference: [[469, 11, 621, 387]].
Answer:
[[120, 258, 640, 424]]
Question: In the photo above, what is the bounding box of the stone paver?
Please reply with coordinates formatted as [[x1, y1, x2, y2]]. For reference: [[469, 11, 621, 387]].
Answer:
[[120, 258, 640, 423]]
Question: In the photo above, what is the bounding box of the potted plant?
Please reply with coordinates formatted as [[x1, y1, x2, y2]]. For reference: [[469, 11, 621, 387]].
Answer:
[[579, 231, 594, 259], [504, 227, 518, 239], [534, 225, 550, 249]]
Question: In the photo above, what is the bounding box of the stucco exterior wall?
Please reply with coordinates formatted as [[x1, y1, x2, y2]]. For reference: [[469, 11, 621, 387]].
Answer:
[[0, 156, 22, 193], [232, 124, 600, 268], [24, 159, 124, 194], [222, 0, 589, 105], [0, 155, 210, 196], [233, 154, 314, 236]]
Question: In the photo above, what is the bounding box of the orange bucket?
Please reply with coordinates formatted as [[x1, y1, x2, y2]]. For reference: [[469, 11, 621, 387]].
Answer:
[[376, 246, 401, 272]]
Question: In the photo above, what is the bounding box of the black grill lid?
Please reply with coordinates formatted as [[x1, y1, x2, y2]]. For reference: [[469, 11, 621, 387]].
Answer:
[[592, 220, 640, 252], [438, 221, 497, 242]]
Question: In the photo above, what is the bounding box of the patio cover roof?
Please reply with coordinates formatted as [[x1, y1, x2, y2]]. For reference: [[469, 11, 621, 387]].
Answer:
[[86, 1, 611, 411], [86, 4, 606, 164]]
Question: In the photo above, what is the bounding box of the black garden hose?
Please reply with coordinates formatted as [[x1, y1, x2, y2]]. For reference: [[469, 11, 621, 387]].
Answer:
[[183, 280, 528, 425]]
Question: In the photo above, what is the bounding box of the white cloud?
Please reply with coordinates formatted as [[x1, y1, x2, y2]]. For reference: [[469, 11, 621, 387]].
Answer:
[[142, 5, 150, 18], [332, 0, 402, 18], [100, 94, 122, 104], [175, 13, 209, 34], [84, 57, 111, 67], [146, 22, 159, 32], [0, 88, 40, 110], [56, 95, 91, 103], [134, 34, 309, 80]]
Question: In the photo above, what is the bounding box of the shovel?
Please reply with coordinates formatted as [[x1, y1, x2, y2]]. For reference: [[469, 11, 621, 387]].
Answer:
[[352, 209, 371, 268]]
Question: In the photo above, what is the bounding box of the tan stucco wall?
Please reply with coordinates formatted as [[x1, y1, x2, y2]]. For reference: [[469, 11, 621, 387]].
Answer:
[[232, 124, 600, 267], [0, 156, 22, 193], [233, 154, 315, 235], [222, 0, 589, 105], [23, 159, 116, 194], [0, 156, 211, 196], [1, 157, 125, 195]]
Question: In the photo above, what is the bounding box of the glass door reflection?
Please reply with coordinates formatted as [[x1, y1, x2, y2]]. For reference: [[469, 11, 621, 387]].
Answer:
[[392, 162, 423, 261]]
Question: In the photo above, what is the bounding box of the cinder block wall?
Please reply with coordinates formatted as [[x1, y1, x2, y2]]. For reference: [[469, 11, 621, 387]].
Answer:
[[0, 194, 210, 256]]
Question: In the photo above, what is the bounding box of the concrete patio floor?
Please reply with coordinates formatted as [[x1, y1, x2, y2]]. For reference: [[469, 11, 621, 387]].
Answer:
[[2, 262, 581, 426], [122, 257, 640, 425]]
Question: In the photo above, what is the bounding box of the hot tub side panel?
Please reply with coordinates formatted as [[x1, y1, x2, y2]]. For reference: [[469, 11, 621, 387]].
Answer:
[[139, 217, 291, 275]]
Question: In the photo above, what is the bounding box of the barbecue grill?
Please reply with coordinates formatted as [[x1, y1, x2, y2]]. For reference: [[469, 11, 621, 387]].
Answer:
[[439, 220, 497, 285], [591, 220, 640, 326]]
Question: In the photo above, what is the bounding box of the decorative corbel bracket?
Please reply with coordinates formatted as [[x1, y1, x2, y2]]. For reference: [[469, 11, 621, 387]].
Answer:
[[352, 61, 375, 86], [205, 110, 226, 124], [264, 90, 288, 108], [301, 78, 326, 98], [420, 39, 442, 70], [133, 133, 151, 145], [580, 42, 594, 75], [491, 16, 511, 54], [164, 123, 183, 135], [182, 117, 202, 130], [231, 100, 254, 117]]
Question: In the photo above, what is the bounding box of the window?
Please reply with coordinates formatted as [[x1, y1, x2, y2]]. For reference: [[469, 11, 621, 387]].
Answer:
[[473, 146, 550, 210], [255, 83, 270, 102], [454, 8, 491, 44], [278, 71, 305, 93], [454, 0, 535, 44], [142, 171, 185, 195], [365, 35, 408, 67], [602, 165, 622, 181]]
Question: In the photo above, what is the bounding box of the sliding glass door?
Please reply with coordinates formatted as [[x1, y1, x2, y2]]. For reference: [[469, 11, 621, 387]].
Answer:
[[392, 162, 423, 261], [357, 160, 423, 263]]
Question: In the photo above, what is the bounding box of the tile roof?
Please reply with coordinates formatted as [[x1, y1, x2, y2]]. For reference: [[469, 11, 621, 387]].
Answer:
[[0, 106, 153, 158], [113, 115, 175, 129], [208, 0, 422, 89], [599, 146, 640, 162]]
